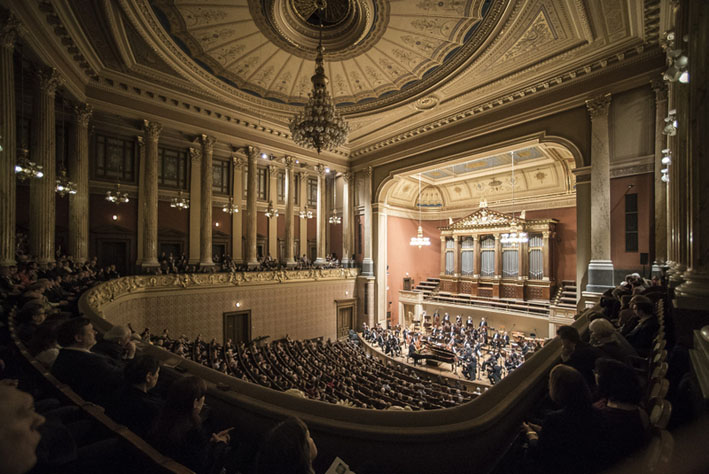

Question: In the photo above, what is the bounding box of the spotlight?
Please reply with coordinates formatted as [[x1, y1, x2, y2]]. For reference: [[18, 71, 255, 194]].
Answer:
[[261, 153, 268, 159], [661, 168, 668, 175], [661, 174, 669, 183], [325, 167, 330, 174], [661, 149, 671, 165], [679, 70, 689, 83], [112, 214, 118, 221]]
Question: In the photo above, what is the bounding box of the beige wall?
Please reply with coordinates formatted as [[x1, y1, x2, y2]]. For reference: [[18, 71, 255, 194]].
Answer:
[[101, 279, 356, 343]]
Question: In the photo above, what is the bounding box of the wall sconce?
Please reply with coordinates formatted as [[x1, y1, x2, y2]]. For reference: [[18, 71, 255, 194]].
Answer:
[[112, 214, 118, 221]]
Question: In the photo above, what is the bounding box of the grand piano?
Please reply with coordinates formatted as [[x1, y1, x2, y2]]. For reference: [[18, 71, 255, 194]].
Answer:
[[410, 342, 457, 371]]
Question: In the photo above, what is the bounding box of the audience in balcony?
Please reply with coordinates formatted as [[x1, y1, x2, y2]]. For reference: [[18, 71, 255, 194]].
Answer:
[[148, 375, 238, 474], [51, 318, 125, 407], [557, 325, 605, 390], [107, 355, 163, 438], [588, 318, 638, 363], [623, 295, 660, 357], [255, 417, 317, 474], [91, 325, 137, 363], [0, 384, 46, 474]]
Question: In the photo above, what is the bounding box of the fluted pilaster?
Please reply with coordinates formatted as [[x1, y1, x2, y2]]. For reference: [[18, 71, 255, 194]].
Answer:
[[188, 146, 201, 264], [651, 80, 668, 272], [231, 154, 246, 263], [29, 67, 63, 265], [0, 14, 20, 267], [67, 103, 92, 262], [315, 163, 326, 264], [585, 93, 615, 292], [342, 172, 353, 266], [361, 166, 373, 275], [284, 156, 295, 266], [200, 134, 215, 267], [246, 146, 259, 268], [141, 120, 161, 268]]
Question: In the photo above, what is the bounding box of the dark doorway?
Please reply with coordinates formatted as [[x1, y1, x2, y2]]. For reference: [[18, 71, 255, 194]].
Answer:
[[159, 242, 182, 259], [223, 311, 251, 345], [97, 239, 128, 275]]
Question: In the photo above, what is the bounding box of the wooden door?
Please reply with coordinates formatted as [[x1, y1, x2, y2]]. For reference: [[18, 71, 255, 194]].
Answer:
[[337, 307, 353, 339], [97, 239, 128, 275], [223, 311, 251, 345]]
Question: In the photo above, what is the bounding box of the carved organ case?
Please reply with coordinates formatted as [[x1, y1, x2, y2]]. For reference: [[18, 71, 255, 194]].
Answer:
[[438, 208, 557, 301]]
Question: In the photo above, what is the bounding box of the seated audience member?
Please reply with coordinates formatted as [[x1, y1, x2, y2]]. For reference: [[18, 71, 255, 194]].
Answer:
[[27, 318, 64, 369], [0, 384, 46, 474], [149, 376, 236, 474], [557, 325, 604, 390], [51, 318, 124, 406], [92, 325, 136, 362], [594, 358, 650, 462], [108, 355, 163, 437], [588, 318, 637, 363], [255, 417, 317, 474], [15, 302, 47, 342], [523, 365, 608, 474], [624, 295, 659, 357]]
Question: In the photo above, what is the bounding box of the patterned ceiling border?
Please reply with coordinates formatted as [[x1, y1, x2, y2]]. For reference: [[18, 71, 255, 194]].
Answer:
[[351, 42, 662, 158]]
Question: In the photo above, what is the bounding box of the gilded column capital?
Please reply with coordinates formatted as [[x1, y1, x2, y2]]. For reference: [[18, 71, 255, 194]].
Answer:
[[267, 164, 277, 175], [189, 147, 201, 163], [283, 156, 295, 169], [651, 79, 668, 103], [246, 145, 260, 160], [232, 155, 246, 169], [137, 135, 145, 147], [143, 120, 162, 142], [342, 171, 353, 183], [200, 134, 216, 154], [585, 93, 612, 119], [542, 231, 551, 239], [315, 163, 326, 177], [73, 103, 93, 127], [37, 67, 63, 96], [366, 166, 373, 177], [0, 12, 22, 50]]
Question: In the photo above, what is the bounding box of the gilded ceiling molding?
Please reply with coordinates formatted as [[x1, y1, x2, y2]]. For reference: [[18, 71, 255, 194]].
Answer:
[[351, 44, 661, 159]]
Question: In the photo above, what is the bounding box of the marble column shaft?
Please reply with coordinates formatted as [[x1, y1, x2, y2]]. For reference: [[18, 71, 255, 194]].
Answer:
[[494, 234, 501, 277], [652, 80, 668, 267], [342, 172, 353, 265], [676, 0, 709, 309], [141, 120, 161, 268], [284, 157, 295, 265], [585, 93, 615, 292], [473, 235, 481, 276], [298, 171, 308, 258], [188, 147, 201, 264], [67, 104, 92, 262], [200, 134, 215, 266], [268, 164, 278, 259], [246, 146, 259, 267], [231, 155, 245, 262], [440, 236, 446, 275], [0, 15, 19, 267], [361, 167, 373, 275], [315, 164, 326, 263], [29, 67, 63, 264]]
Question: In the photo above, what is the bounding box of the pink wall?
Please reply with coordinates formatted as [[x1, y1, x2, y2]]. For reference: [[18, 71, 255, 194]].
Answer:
[[386, 216, 443, 325], [329, 222, 342, 259], [158, 201, 189, 233], [257, 212, 268, 238], [307, 214, 317, 241], [524, 206, 577, 282], [610, 173, 653, 271]]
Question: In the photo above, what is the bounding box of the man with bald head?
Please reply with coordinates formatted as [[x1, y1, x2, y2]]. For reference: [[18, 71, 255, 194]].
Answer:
[[0, 384, 46, 474]]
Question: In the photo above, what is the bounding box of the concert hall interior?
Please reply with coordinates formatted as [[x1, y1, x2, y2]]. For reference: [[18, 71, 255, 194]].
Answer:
[[1, 0, 708, 473]]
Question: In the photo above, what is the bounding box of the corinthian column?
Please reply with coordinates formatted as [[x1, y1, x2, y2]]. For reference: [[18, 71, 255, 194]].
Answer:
[[29, 67, 63, 265], [0, 14, 20, 267], [315, 163, 326, 265], [584, 93, 615, 294], [67, 104, 92, 262], [141, 120, 161, 269], [188, 146, 201, 265], [651, 80, 668, 274], [231, 154, 246, 263], [246, 146, 259, 268], [341, 172, 353, 266], [200, 134, 215, 267], [676, 0, 709, 310], [284, 156, 296, 267]]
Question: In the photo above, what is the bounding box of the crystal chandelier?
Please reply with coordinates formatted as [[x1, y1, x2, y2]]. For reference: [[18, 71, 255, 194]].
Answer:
[[170, 190, 189, 210], [265, 201, 279, 218], [222, 196, 238, 214], [289, 1, 349, 154], [55, 169, 77, 197], [105, 182, 129, 204], [500, 151, 528, 244], [15, 148, 44, 181], [410, 173, 431, 248], [299, 205, 313, 219]]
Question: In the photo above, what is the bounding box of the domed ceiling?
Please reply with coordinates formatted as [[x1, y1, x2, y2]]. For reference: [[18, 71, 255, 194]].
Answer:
[[150, 0, 506, 113]]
